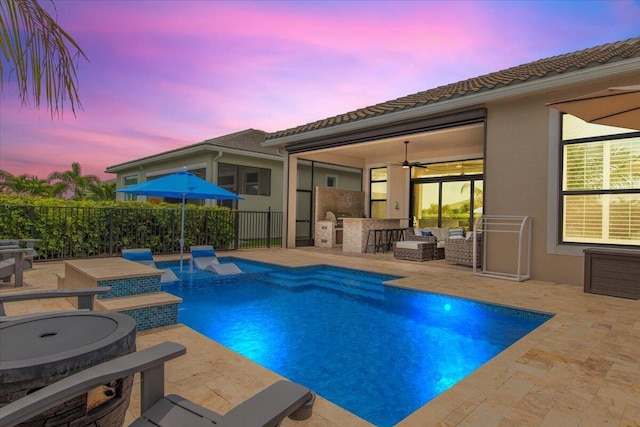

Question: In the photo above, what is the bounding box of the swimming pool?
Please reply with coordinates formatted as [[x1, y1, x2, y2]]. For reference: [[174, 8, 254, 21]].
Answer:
[[160, 258, 552, 427]]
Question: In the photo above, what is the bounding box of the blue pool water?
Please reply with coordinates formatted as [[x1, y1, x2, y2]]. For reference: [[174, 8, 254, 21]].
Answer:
[[160, 258, 551, 427]]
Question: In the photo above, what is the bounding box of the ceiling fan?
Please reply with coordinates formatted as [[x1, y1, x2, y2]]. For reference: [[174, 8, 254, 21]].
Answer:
[[387, 140, 426, 168]]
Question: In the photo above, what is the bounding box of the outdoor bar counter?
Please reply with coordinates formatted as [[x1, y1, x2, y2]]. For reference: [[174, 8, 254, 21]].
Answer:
[[342, 218, 403, 253]]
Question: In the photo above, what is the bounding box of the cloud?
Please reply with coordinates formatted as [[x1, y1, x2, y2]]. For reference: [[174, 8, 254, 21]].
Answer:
[[2, 0, 639, 181]]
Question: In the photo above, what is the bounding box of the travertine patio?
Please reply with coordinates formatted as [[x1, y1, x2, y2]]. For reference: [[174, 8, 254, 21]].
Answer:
[[2, 247, 639, 426]]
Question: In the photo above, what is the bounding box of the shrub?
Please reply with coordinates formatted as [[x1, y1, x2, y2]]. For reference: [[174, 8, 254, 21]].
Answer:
[[0, 195, 235, 260]]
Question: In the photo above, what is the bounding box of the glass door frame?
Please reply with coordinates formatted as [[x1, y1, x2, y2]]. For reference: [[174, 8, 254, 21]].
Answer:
[[410, 173, 483, 231]]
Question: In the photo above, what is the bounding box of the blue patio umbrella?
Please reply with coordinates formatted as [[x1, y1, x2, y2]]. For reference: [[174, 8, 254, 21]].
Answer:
[[117, 169, 242, 270]]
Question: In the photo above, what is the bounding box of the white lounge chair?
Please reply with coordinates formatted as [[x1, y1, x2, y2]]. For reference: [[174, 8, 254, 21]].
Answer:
[[189, 245, 242, 275], [121, 248, 180, 283]]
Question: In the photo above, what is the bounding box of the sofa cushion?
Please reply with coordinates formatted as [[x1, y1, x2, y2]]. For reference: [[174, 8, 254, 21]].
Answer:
[[427, 227, 449, 241], [396, 241, 423, 250]]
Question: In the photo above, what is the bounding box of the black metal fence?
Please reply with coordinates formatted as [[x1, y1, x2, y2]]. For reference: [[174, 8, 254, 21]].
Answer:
[[0, 204, 282, 261]]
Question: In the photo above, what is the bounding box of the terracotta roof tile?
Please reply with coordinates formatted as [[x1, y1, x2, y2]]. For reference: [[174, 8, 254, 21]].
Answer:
[[106, 129, 279, 171], [266, 37, 640, 140]]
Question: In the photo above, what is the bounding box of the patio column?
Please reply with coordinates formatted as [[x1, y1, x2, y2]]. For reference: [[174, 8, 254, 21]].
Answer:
[[285, 153, 298, 248]]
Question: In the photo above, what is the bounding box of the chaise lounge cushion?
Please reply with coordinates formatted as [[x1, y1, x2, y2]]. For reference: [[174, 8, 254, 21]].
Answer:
[[190, 245, 243, 275], [122, 248, 179, 283]]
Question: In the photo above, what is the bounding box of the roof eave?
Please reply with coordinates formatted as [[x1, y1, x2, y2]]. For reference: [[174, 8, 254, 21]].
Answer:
[[106, 144, 283, 174], [263, 57, 640, 147]]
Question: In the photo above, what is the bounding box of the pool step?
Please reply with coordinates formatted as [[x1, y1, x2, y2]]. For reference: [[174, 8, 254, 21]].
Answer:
[[96, 292, 182, 331], [268, 270, 387, 287], [262, 272, 387, 300]]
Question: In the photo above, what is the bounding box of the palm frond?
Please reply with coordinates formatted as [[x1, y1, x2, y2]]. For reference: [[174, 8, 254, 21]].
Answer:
[[0, 0, 88, 118]]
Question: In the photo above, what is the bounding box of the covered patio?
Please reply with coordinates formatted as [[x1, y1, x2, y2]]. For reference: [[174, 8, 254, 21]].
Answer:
[[3, 248, 639, 426]]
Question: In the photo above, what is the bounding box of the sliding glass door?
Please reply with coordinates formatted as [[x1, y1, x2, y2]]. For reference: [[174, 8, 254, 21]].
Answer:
[[410, 160, 483, 231]]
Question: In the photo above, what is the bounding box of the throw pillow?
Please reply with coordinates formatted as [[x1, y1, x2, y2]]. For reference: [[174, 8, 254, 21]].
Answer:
[[421, 230, 433, 237], [449, 229, 464, 239], [414, 228, 423, 236]]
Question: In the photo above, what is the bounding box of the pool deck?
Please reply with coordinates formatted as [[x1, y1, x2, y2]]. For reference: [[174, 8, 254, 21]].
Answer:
[[2, 247, 639, 426]]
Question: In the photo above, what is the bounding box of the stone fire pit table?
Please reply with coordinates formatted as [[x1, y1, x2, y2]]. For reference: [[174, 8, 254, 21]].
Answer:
[[0, 311, 137, 426]]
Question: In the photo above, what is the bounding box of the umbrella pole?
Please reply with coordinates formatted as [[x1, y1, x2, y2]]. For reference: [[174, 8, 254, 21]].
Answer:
[[180, 196, 186, 271]]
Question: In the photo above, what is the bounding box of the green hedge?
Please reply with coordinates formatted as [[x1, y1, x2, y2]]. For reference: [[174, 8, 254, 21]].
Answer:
[[0, 195, 236, 260]]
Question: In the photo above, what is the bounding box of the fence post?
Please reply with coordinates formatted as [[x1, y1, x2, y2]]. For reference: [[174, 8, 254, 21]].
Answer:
[[109, 209, 114, 256], [266, 207, 271, 248], [234, 210, 240, 250], [29, 206, 36, 237]]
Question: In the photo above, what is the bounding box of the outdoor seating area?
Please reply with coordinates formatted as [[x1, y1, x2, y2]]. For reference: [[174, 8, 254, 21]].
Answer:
[[391, 227, 485, 267], [0, 341, 315, 427], [1, 239, 40, 287]]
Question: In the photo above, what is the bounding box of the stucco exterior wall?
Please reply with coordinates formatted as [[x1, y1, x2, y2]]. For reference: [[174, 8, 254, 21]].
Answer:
[[484, 74, 639, 285], [484, 93, 579, 283], [387, 166, 409, 221]]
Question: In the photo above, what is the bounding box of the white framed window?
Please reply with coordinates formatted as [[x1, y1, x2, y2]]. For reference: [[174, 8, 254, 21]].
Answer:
[[370, 167, 388, 218], [122, 175, 138, 201], [560, 115, 640, 246], [218, 163, 271, 196]]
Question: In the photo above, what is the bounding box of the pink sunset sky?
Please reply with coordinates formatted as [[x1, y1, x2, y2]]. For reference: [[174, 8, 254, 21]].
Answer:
[[1, 0, 639, 180]]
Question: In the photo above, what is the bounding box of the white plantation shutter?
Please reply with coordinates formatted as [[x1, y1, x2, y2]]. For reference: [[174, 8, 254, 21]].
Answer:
[[561, 125, 640, 245]]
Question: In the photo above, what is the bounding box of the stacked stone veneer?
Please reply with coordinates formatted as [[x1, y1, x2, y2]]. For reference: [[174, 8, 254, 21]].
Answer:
[[315, 187, 365, 222], [342, 218, 402, 253], [315, 220, 343, 248]]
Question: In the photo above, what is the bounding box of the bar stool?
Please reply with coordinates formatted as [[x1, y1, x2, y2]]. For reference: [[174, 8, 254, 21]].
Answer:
[[385, 228, 408, 252], [365, 229, 387, 254]]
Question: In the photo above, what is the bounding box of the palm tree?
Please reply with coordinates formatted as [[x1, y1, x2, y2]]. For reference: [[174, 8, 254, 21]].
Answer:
[[24, 175, 53, 197], [0, 170, 51, 196], [48, 162, 100, 200], [48, 181, 68, 198], [87, 181, 116, 201], [0, 170, 29, 195], [0, 0, 88, 117]]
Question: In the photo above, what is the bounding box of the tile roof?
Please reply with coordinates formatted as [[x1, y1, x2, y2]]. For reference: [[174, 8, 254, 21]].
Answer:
[[106, 129, 280, 171], [199, 128, 279, 155], [266, 37, 640, 140]]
